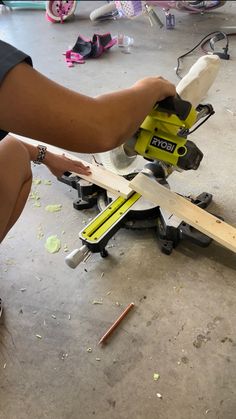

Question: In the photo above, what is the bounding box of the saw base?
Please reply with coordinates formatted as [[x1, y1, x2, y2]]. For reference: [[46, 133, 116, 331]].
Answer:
[[58, 168, 218, 256]]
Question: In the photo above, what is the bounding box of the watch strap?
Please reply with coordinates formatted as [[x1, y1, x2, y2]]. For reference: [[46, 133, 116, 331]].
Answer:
[[33, 145, 47, 165]]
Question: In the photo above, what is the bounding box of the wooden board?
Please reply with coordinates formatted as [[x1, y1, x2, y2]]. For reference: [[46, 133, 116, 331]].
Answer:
[[130, 173, 236, 254], [14, 135, 133, 198]]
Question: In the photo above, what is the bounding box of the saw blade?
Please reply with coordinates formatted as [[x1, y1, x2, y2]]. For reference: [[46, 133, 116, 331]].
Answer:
[[95, 144, 145, 175]]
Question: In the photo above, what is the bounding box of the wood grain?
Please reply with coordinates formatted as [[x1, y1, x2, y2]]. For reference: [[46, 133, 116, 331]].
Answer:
[[130, 173, 236, 254]]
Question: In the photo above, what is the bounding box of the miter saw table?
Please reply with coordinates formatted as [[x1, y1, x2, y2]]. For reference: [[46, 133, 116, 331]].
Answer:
[[59, 164, 215, 267], [59, 92, 221, 268]]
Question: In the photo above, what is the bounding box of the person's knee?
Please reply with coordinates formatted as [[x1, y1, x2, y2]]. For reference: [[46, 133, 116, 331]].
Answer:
[[0, 135, 32, 182], [0, 136, 32, 242]]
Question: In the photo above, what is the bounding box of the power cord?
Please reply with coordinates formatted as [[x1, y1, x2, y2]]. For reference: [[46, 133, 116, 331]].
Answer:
[[201, 31, 229, 59], [176, 31, 236, 79], [188, 111, 215, 134]]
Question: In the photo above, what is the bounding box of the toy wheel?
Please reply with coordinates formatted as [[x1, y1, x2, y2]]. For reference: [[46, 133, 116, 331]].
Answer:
[[45, 11, 57, 22]]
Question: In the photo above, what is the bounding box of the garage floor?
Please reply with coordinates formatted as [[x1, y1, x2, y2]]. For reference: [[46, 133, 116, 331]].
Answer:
[[1, 1, 236, 418]]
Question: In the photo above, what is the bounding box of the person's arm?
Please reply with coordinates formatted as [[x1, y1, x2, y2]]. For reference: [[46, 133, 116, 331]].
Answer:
[[95, 76, 176, 151], [19, 139, 91, 177], [0, 63, 175, 153]]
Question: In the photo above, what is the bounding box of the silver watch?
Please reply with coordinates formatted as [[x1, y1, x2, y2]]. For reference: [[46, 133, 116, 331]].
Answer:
[[33, 145, 47, 165]]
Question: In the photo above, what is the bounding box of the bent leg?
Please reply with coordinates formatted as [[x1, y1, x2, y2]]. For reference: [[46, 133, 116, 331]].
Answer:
[[0, 135, 32, 243]]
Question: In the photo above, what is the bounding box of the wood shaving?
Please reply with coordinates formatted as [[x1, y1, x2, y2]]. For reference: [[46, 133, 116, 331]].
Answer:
[[45, 204, 62, 213], [43, 180, 52, 185], [32, 178, 41, 185], [45, 235, 61, 254]]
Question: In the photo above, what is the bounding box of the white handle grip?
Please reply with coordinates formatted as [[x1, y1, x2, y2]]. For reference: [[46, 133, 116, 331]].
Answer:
[[65, 245, 91, 269], [176, 55, 221, 108]]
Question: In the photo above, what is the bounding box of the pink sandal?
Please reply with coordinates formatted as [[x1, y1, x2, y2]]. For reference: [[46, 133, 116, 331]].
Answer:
[[64, 33, 117, 67]]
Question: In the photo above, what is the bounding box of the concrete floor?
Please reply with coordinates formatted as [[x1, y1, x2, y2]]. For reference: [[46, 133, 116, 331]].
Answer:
[[1, 1, 236, 418]]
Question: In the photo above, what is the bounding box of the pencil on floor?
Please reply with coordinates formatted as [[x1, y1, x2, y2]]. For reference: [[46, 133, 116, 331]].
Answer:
[[98, 302, 135, 345]]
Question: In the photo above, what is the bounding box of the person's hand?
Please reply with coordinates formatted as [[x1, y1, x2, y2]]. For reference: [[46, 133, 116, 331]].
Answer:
[[44, 151, 91, 178], [134, 76, 176, 102]]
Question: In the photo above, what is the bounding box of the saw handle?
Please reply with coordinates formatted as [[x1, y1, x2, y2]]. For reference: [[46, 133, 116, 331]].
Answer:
[[65, 245, 91, 269], [156, 95, 192, 120]]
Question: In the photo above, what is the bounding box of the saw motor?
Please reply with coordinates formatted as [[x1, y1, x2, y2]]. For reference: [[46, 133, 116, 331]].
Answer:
[[124, 95, 214, 172]]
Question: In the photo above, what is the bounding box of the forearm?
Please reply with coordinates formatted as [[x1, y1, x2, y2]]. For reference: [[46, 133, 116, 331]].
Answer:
[[0, 63, 98, 152], [95, 80, 171, 148], [18, 140, 38, 161], [16, 137, 91, 178], [16, 138, 58, 170], [0, 63, 175, 153]]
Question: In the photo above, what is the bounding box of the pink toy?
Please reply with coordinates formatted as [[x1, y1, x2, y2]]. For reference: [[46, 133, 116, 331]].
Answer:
[[46, 0, 77, 23]]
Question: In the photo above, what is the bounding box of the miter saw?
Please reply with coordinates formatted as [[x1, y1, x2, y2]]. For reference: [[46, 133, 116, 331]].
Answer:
[[60, 55, 221, 268]]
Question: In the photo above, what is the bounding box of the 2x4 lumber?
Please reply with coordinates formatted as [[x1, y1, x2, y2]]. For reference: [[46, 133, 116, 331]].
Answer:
[[130, 173, 236, 254]]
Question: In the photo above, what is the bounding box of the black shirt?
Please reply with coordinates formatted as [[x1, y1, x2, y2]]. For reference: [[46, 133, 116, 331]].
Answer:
[[0, 40, 32, 140]]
